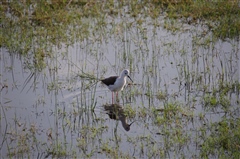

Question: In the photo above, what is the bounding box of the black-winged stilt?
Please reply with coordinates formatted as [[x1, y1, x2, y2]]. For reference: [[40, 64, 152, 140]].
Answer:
[[101, 69, 133, 104]]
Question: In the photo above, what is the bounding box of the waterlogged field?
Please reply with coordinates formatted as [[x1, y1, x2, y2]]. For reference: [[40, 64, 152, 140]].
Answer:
[[1, 1, 240, 158]]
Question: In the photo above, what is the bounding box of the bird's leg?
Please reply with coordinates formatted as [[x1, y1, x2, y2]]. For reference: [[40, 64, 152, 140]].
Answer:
[[116, 92, 119, 103], [112, 92, 114, 104]]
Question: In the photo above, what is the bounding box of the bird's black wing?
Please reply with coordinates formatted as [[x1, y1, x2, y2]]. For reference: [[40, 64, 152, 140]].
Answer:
[[101, 76, 118, 86]]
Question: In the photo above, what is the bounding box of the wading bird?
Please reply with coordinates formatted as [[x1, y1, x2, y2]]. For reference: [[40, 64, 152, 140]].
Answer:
[[101, 69, 133, 104]]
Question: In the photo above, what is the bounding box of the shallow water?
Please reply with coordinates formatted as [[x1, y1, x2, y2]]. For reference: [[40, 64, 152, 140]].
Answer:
[[1, 15, 240, 158]]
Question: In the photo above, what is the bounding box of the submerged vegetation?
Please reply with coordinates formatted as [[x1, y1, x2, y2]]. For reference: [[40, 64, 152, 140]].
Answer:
[[152, 0, 240, 39], [0, 0, 240, 158], [1, 0, 239, 56], [200, 118, 240, 158]]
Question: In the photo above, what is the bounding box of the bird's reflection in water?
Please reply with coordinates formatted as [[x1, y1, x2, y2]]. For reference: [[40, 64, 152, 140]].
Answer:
[[103, 104, 135, 131]]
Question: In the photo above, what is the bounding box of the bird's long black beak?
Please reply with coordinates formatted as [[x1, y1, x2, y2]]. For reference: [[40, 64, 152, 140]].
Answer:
[[129, 120, 136, 126], [127, 75, 133, 83]]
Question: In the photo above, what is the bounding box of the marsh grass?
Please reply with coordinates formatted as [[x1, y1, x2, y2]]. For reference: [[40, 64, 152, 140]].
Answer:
[[1, 1, 239, 64], [148, 0, 240, 39], [200, 118, 240, 158]]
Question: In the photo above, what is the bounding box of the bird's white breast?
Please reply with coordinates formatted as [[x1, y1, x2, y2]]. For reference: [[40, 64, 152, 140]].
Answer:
[[109, 77, 126, 92]]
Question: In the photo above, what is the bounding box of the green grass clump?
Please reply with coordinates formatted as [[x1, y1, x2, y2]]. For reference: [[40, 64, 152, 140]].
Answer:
[[200, 118, 240, 158], [147, 0, 240, 39]]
